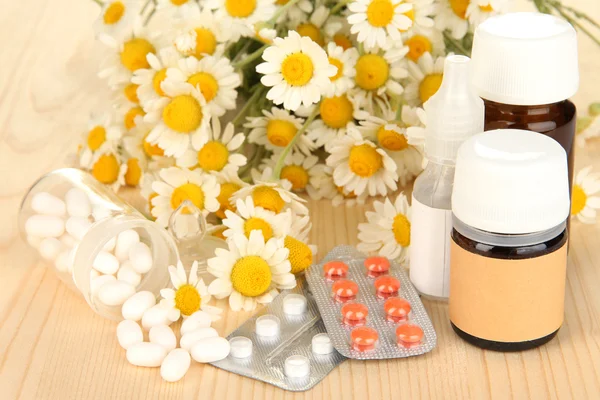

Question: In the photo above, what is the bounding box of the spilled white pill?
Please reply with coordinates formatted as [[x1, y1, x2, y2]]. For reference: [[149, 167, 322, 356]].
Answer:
[[180, 327, 219, 351], [149, 325, 177, 352], [31, 192, 66, 216], [284, 355, 310, 378], [122, 291, 156, 321], [90, 274, 116, 296], [93, 251, 119, 275], [190, 337, 230, 363], [97, 280, 135, 306], [126, 342, 167, 367], [142, 305, 173, 330], [102, 236, 116, 252], [117, 319, 143, 350], [180, 311, 212, 335], [129, 242, 153, 274], [39, 237, 62, 261], [26, 215, 65, 238], [66, 216, 92, 240], [229, 337, 253, 359], [117, 263, 142, 287], [65, 188, 91, 217], [115, 229, 140, 261], [161, 349, 191, 383]]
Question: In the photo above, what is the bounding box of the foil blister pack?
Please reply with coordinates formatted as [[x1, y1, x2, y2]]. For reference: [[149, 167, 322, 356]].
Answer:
[[210, 277, 347, 392], [305, 245, 437, 360]]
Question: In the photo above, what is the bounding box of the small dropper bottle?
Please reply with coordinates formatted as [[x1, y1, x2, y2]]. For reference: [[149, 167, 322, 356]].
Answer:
[[409, 55, 484, 300]]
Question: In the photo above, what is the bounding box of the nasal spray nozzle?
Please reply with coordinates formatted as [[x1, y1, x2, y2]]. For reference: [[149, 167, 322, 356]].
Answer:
[[424, 55, 484, 164]]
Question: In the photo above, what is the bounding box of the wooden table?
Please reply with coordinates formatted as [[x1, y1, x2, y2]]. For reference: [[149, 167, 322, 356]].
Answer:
[[1, 0, 600, 398]]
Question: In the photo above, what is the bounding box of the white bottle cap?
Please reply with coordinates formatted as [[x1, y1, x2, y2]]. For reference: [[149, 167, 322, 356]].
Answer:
[[284, 355, 310, 378], [424, 55, 484, 164], [229, 336, 253, 358], [283, 294, 308, 315], [452, 129, 570, 234], [255, 315, 280, 337], [472, 12, 579, 106], [312, 333, 334, 355]]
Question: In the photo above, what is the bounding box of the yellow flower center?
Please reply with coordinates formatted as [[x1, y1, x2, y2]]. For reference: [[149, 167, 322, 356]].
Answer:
[[125, 107, 145, 130], [216, 182, 241, 219], [124, 83, 140, 104], [212, 226, 227, 240], [392, 213, 411, 247], [163, 95, 203, 133], [92, 154, 120, 184], [367, 0, 395, 27], [171, 183, 205, 212], [281, 53, 314, 86], [281, 165, 309, 191], [377, 125, 408, 151], [296, 23, 324, 46], [479, 3, 494, 12], [571, 184, 587, 216], [405, 35, 432, 62], [284, 236, 313, 274], [187, 72, 219, 103], [104, 1, 125, 25], [194, 28, 217, 58], [320, 95, 354, 129], [225, 0, 257, 18], [349, 144, 383, 178], [174, 284, 201, 316], [171, 0, 190, 5], [244, 217, 274, 241], [419, 74, 443, 103], [333, 34, 353, 50], [266, 119, 297, 147], [230, 255, 272, 297], [125, 158, 142, 186], [337, 185, 357, 198], [143, 134, 165, 157], [87, 126, 106, 151], [355, 54, 389, 91], [276, 0, 289, 4], [329, 57, 344, 82], [197, 141, 229, 172], [152, 68, 167, 97], [120, 38, 155, 72], [449, 0, 468, 19], [252, 186, 285, 213], [148, 192, 158, 217]]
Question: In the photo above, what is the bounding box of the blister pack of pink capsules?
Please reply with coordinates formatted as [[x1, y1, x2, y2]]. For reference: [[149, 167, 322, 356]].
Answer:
[[306, 245, 437, 360]]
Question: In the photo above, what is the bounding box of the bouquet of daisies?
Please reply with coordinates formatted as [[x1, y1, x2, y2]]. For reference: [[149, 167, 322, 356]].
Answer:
[[76, 0, 598, 311]]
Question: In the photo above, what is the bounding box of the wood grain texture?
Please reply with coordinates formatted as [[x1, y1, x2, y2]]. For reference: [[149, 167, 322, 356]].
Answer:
[[1, 0, 599, 399]]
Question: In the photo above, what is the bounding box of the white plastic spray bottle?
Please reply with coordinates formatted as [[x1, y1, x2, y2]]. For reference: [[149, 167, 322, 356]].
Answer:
[[409, 55, 484, 300]]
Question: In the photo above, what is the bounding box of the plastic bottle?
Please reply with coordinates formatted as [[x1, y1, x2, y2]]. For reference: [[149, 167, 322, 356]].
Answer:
[[409, 55, 484, 300]]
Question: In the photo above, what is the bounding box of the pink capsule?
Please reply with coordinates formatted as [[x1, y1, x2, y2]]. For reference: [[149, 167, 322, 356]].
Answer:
[[331, 279, 359, 302], [374, 276, 400, 299], [341, 303, 368, 326], [364, 256, 390, 277]]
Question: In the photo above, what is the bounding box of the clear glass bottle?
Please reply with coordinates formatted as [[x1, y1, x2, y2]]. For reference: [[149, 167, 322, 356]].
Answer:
[[19, 168, 179, 320]]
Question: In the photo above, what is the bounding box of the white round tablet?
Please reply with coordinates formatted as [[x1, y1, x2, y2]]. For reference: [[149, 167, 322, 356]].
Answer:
[[312, 333, 334, 355], [284, 355, 310, 378], [229, 336, 253, 358], [283, 294, 307, 316], [255, 315, 280, 337]]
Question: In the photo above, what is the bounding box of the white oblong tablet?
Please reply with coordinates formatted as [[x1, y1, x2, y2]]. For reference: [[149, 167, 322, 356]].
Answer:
[[161, 349, 191, 382], [149, 325, 177, 352], [59, 234, 78, 248], [26, 215, 65, 238], [141, 305, 172, 330], [31, 192, 66, 216], [190, 337, 230, 363], [283, 294, 307, 316], [229, 337, 253, 359], [180, 311, 212, 335], [255, 315, 280, 337], [126, 342, 167, 367], [93, 251, 119, 275], [284, 355, 310, 378], [312, 333, 334, 355], [122, 291, 156, 321], [65, 188, 91, 217], [66, 216, 92, 240], [180, 327, 219, 351], [128, 242, 153, 274], [102, 236, 116, 252], [117, 263, 142, 287], [90, 274, 116, 296], [116, 319, 143, 350], [97, 280, 135, 306], [92, 205, 111, 222], [39, 237, 63, 261], [115, 229, 140, 262]]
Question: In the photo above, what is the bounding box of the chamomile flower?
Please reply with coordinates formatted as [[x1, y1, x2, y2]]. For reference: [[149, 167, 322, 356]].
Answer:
[[255, 26, 278, 44], [326, 126, 398, 197], [165, 55, 241, 117], [435, 0, 469, 39], [233, 167, 309, 215], [357, 192, 412, 263], [151, 167, 220, 227], [132, 46, 182, 112], [324, 42, 358, 97], [79, 113, 123, 169], [328, 18, 355, 50], [118, 103, 146, 131], [275, 0, 313, 25], [466, 0, 508, 26], [90, 144, 127, 192], [317, 167, 369, 207], [402, 26, 445, 62], [140, 171, 159, 217], [93, 0, 143, 40], [294, 5, 330, 46], [262, 153, 327, 198], [404, 0, 437, 31], [402, 105, 427, 146], [284, 215, 317, 274], [144, 81, 210, 157], [176, 117, 247, 175], [404, 52, 445, 106], [245, 107, 315, 156], [207, 230, 296, 311], [215, 169, 248, 219], [160, 260, 222, 320], [206, 0, 277, 41], [172, 5, 229, 58], [157, 0, 198, 15], [347, 0, 413, 49], [257, 31, 337, 111], [123, 120, 173, 170], [571, 166, 600, 224], [307, 94, 360, 150], [223, 197, 292, 240]]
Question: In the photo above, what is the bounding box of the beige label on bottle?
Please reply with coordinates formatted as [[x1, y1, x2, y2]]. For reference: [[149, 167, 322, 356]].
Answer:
[[449, 240, 567, 342]]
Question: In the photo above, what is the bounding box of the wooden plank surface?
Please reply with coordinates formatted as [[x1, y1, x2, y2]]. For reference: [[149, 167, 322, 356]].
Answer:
[[1, 0, 599, 398]]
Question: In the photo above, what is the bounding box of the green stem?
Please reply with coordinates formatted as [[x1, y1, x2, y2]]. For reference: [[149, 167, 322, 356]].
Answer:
[[141, 0, 153, 13], [268, 0, 302, 24], [548, 1, 600, 29], [233, 44, 268, 69], [232, 41, 252, 63], [272, 108, 319, 179], [443, 32, 470, 56], [232, 87, 266, 127], [331, 0, 351, 15], [548, 1, 600, 47]]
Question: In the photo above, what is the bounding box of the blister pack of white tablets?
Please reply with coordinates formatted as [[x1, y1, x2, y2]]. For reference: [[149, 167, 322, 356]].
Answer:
[[306, 245, 437, 360], [210, 277, 347, 391]]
